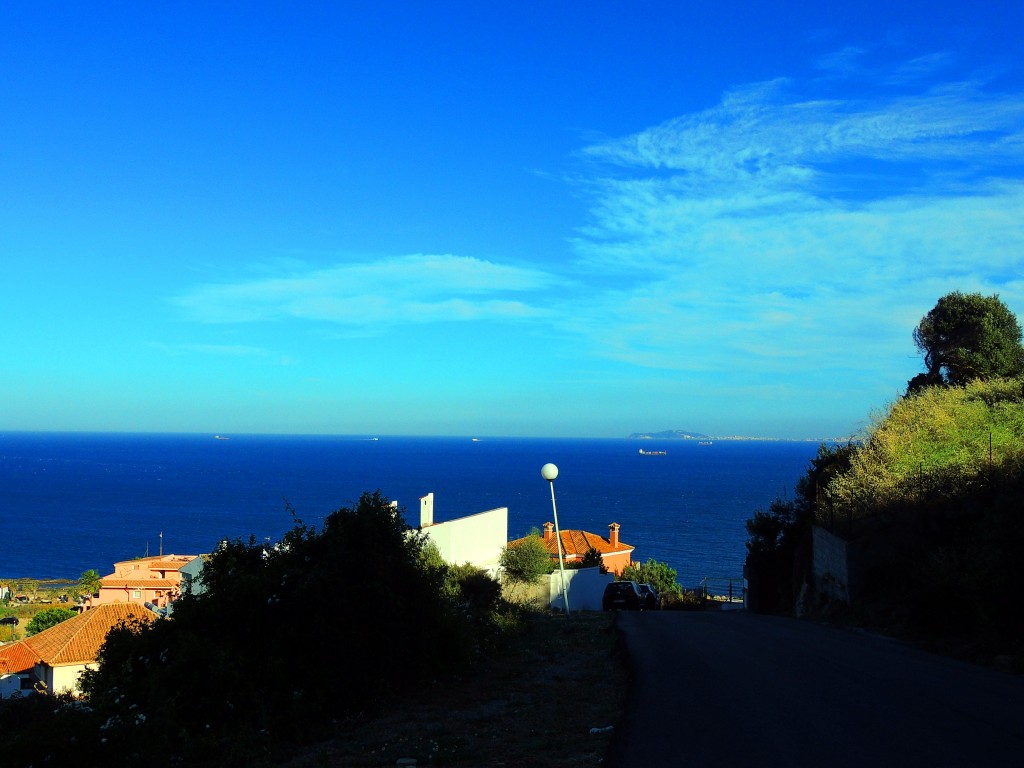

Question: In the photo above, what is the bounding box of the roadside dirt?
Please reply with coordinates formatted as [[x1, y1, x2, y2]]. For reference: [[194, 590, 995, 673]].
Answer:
[[284, 611, 628, 767]]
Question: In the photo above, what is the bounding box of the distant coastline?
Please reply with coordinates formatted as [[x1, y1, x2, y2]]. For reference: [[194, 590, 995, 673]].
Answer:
[[628, 429, 844, 443], [628, 429, 710, 440]]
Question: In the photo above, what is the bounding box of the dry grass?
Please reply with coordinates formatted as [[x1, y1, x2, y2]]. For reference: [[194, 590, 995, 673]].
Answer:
[[284, 611, 627, 767]]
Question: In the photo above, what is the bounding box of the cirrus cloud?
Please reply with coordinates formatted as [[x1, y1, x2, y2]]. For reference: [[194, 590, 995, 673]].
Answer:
[[566, 60, 1024, 395], [172, 254, 557, 325]]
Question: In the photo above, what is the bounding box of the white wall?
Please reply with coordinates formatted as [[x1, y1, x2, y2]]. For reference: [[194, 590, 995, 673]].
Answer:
[[37, 662, 92, 696], [0, 673, 22, 699], [548, 567, 616, 612], [421, 506, 508, 573]]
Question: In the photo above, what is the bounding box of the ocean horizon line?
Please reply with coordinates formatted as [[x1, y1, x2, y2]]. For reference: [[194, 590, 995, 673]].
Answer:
[[0, 428, 844, 443]]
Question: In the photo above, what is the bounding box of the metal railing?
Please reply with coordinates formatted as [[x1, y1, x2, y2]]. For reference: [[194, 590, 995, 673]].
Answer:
[[699, 577, 746, 605]]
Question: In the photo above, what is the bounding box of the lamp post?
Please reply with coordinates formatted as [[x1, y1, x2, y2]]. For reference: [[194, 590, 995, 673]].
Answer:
[[541, 463, 570, 616]]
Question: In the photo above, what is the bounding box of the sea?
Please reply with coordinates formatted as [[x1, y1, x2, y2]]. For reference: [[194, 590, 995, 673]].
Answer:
[[0, 432, 822, 589]]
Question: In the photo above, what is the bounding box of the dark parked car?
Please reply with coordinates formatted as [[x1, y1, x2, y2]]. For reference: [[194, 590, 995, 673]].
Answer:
[[0, 616, 19, 626], [637, 583, 661, 610], [602, 580, 643, 611]]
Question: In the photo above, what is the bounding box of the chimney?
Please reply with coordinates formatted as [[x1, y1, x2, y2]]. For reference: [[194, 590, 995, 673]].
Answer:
[[420, 493, 434, 528], [609, 523, 620, 548], [543, 522, 555, 542]]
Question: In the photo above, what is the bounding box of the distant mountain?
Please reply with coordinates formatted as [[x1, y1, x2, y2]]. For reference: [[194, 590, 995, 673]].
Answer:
[[628, 429, 711, 440]]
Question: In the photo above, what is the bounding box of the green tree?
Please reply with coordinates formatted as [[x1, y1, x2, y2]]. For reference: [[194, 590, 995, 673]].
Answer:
[[25, 607, 76, 636], [499, 535, 553, 587], [579, 546, 607, 572], [78, 569, 102, 598], [78, 491, 486, 764], [911, 291, 1024, 391], [745, 500, 793, 557], [744, 442, 855, 614], [620, 559, 681, 596]]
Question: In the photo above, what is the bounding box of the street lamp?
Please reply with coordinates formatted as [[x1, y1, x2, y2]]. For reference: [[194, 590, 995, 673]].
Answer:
[[541, 463, 570, 616]]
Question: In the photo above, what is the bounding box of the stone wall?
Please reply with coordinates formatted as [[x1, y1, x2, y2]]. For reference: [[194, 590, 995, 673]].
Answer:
[[811, 526, 865, 605]]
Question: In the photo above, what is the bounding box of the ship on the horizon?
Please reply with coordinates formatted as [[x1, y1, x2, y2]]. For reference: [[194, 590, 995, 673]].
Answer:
[[638, 448, 667, 456]]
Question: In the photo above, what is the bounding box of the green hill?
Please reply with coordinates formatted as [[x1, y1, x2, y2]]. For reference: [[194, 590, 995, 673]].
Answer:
[[747, 377, 1024, 668], [826, 377, 1024, 522]]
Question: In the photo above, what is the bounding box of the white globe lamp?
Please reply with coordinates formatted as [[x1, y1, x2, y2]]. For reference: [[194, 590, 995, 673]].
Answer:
[[541, 462, 570, 616]]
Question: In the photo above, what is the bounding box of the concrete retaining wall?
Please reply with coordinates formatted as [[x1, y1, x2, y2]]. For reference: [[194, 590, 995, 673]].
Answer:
[[548, 567, 615, 612], [811, 525, 866, 604]]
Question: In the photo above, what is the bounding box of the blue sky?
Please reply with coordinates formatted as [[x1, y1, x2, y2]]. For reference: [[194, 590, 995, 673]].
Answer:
[[3, 2, 1023, 439]]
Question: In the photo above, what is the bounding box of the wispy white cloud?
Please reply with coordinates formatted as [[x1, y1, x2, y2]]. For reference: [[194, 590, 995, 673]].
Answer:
[[567, 65, 1024, 389], [814, 46, 956, 86], [884, 52, 956, 85], [173, 254, 557, 325], [168, 58, 1024, 428], [814, 45, 871, 77], [583, 79, 1024, 187]]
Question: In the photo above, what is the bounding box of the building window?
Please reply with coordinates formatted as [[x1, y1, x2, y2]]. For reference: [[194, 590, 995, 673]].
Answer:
[[132, 590, 142, 599]]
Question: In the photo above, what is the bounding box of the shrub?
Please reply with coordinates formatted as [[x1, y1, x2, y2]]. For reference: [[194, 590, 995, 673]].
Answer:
[[76, 491, 489, 766], [25, 606, 76, 636], [825, 378, 1024, 529], [499, 535, 553, 586], [620, 559, 681, 597], [662, 589, 704, 611]]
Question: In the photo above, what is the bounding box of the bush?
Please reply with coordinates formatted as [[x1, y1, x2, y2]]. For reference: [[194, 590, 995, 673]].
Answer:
[[449, 562, 504, 625], [25, 606, 76, 635], [662, 590, 704, 611], [826, 378, 1024, 529], [499, 535, 553, 587], [620, 559, 681, 597], [73, 491, 494, 766]]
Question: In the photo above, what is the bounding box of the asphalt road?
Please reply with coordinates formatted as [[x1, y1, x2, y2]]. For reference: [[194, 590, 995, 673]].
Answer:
[[607, 610, 1024, 768]]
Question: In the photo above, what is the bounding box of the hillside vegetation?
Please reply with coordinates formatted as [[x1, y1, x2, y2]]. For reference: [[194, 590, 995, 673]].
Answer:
[[0, 492, 562, 767], [827, 378, 1024, 525], [748, 293, 1024, 667]]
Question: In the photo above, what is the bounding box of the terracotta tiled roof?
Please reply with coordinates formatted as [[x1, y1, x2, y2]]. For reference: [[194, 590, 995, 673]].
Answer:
[[99, 578, 178, 589], [114, 554, 196, 568], [0, 641, 37, 675], [509, 528, 633, 558], [18, 604, 155, 667]]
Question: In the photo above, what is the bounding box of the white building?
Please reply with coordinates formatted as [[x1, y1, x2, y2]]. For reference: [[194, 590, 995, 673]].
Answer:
[[417, 492, 508, 576]]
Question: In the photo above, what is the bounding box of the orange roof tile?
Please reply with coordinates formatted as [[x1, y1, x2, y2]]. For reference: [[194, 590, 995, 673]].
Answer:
[[112, 554, 197, 568], [0, 641, 37, 675], [509, 528, 633, 558], [22, 604, 156, 667], [99, 578, 178, 589]]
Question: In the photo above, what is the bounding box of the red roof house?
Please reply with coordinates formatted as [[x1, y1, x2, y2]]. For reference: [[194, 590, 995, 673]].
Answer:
[[89, 554, 199, 610], [0, 603, 155, 697], [510, 521, 635, 575]]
